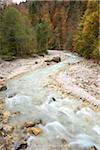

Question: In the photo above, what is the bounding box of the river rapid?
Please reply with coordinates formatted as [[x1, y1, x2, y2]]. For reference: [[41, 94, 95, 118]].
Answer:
[[2, 51, 100, 150]]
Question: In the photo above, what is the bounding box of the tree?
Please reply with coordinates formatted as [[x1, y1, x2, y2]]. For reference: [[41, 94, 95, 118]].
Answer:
[[73, 0, 99, 60], [29, 1, 87, 51], [1, 6, 34, 57], [35, 21, 49, 54], [0, 11, 2, 52], [29, 1, 40, 26]]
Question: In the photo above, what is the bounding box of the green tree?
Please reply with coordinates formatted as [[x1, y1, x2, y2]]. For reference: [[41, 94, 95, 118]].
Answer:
[[29, 1, 40, 26], [35, 21, 49, 54], [0, 9, 3, 52], [73, 0, 99, 60], [1, 6, 34, 58]]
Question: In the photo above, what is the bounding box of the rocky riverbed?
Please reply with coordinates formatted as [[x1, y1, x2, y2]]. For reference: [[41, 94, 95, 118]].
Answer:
[[0, 51, 100, 150]]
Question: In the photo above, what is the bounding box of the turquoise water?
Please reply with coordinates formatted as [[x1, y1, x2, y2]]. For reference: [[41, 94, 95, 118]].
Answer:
[[4, 52, 100, 150]]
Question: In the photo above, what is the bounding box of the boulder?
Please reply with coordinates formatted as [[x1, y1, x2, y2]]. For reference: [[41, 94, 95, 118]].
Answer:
[[22, 121, 36, 128], [14, 142, 27, 150], [89, 146, 97, 150], [21, 120, 42, 129], [8, 93, 16, 98], [27, 127, 42, 136], [0, 78, 7, 92], [44, 56, 61, 63], [51, 56, 61, 63], [0, 85, 7, 91]]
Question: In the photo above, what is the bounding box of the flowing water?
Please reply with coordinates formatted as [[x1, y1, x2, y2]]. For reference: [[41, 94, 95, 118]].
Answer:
[[4, 52, 100, 150]]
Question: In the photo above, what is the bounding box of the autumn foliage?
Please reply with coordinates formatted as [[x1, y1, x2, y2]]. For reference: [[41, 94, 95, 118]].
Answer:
[[73, 0, 99, 60], [0, 0, 99, 60]]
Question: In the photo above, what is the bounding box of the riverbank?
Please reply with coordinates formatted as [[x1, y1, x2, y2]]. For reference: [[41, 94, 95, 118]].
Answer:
[[0, 50, 100, 106], [0, 51, 65, 88], [47, 59, 100, 109]]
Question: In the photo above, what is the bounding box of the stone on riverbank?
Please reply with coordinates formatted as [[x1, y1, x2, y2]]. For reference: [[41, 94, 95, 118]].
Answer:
[[3, 124, 14, 134], [27, 127, 42, 136], [21, 120, 42, 129], [52, 56, 61, 63], [0, 78, 7, 92], [3, 111, 11, 124], [0, 86, 7, 91], [44, 56, 61, 63]]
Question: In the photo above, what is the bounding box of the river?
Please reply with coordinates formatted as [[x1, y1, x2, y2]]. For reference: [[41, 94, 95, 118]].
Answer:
[[2, 51, 100, 150]]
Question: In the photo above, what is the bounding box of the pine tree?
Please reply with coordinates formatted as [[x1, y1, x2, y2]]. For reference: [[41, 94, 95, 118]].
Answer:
[[35, 21, 49, 54], [1, 6, 34, 58]]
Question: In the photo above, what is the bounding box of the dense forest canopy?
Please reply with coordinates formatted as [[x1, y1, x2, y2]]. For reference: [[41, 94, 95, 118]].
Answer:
[[0, 0, 99, 60]]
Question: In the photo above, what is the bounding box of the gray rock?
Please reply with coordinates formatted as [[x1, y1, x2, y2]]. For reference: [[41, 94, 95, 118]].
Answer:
[[21, 119, 42, 129], [44, 56, 61, 63], [89, 146, 98, 150], [14, 142, 27, 150], [51, 56, 61, 63], [0, 85, 7, 91]]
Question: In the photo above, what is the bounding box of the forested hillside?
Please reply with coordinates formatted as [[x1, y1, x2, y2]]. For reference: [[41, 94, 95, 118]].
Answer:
[[0, 0, 99, 60]]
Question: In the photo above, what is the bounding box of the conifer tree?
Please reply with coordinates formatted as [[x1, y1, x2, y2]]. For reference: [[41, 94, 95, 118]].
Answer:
[[1, 7, 34, 57], [35, 21, 49, 54]]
